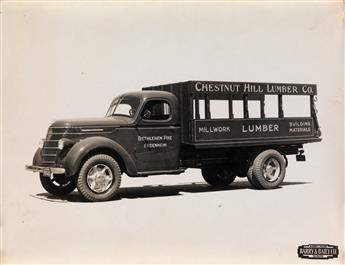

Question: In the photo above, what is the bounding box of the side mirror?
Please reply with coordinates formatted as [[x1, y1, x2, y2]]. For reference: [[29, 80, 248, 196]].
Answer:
[[129, 109, 136, 117]]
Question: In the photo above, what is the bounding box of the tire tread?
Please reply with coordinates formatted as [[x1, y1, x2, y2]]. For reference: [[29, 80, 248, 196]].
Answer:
[[77, 154, 121, 202], [252, 149, 286, 189]]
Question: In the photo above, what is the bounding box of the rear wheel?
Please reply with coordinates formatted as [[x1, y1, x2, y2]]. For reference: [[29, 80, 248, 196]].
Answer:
[[77, 154, 121, 202], [246, 153, 262, 188], [246, 165, 262, 189], [251, 149, 286, 189], [40, 173, 76, 196], [201, 166, 236, 187]]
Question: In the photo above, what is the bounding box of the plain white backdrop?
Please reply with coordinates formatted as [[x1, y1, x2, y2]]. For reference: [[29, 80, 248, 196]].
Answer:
[[2, 2, 344, 264]]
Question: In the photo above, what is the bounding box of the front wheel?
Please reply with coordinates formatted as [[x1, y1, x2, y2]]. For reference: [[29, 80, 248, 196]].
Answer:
[[77, 154, 121, 202], [201, 166, 236, 187], [40, 173, 76, 196]]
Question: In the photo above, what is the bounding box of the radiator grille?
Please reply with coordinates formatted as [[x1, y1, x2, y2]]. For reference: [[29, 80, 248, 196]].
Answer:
[[41, 127, 65, 165]]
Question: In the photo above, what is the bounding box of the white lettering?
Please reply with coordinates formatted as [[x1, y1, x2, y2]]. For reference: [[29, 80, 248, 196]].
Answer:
[[195, 82, 202, 92], [266, 84, 299, 94], [198, 126, 231, 133], [194, 82, 240, 93], [138, 135, 173, 142], [302, 85, 313, 94], [244, 83, 263, 93], [242, 124, 279, 133]]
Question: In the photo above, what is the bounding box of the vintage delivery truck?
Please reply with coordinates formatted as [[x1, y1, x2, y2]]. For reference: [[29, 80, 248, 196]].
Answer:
[[26, 81, 321, 201]]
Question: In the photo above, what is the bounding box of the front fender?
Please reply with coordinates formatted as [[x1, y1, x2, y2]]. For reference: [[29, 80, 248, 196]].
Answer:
[[33, 148, 42, 165], [63, 136, 137, 177]]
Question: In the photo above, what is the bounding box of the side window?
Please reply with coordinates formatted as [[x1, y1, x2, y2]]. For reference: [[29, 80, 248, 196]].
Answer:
[[210, 100, 228, 119], [265, 95, 279, 118], [248, 100, 261, 118], [194, 99, 205, 119], [141, 100, 171, 121], [233, 100, 244, 118], [115, 104, 132, 116], [283, 95, 310, 117]]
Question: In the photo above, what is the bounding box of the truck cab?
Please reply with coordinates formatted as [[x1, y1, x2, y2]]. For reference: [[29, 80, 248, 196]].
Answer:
[[26, 81, 321, 201], [104, 91, 182, 173]]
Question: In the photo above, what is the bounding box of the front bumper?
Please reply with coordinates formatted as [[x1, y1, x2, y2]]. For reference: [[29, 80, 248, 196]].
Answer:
[[25, 165, 66, 176]]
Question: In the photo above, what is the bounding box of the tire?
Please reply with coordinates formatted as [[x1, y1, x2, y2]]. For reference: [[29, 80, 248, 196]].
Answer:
[[251, 149, 286, 189], [246, 165, 262, 189], [246, 153, 262, 188], [201, 166, 236, 187], [40, 173, 76, 196], [77, 154, 121, 202]]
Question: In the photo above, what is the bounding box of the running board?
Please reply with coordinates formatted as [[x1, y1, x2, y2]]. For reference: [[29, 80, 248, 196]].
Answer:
[[136, 168, 186, 177]]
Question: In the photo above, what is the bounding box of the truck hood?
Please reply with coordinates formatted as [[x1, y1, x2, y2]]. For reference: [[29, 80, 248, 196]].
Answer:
[[51, 117, 132, 128]]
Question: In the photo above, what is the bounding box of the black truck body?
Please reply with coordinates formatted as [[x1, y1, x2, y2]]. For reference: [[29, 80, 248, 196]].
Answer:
[[26, 81, 321, 201]]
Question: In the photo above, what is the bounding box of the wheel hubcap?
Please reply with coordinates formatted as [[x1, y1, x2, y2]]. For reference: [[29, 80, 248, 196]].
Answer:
[[263, 158, 281, 182], [86, 164, 113, 193]]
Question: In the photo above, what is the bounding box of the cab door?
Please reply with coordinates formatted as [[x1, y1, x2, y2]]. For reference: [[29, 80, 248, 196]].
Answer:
[[135, 98, 180, 173]]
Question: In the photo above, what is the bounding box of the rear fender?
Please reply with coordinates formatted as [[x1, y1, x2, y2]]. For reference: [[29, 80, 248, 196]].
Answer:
[[63, 136, 137, 177]]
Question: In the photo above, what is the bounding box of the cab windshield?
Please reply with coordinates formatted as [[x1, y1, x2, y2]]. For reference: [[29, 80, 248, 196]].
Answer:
[[106, 95, 141, 118]]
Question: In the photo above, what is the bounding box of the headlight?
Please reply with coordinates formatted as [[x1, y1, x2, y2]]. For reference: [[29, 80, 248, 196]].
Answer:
[[39, 139, 45, 149], [58, 138, 74, 150], [58, 139, 64, 150]]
